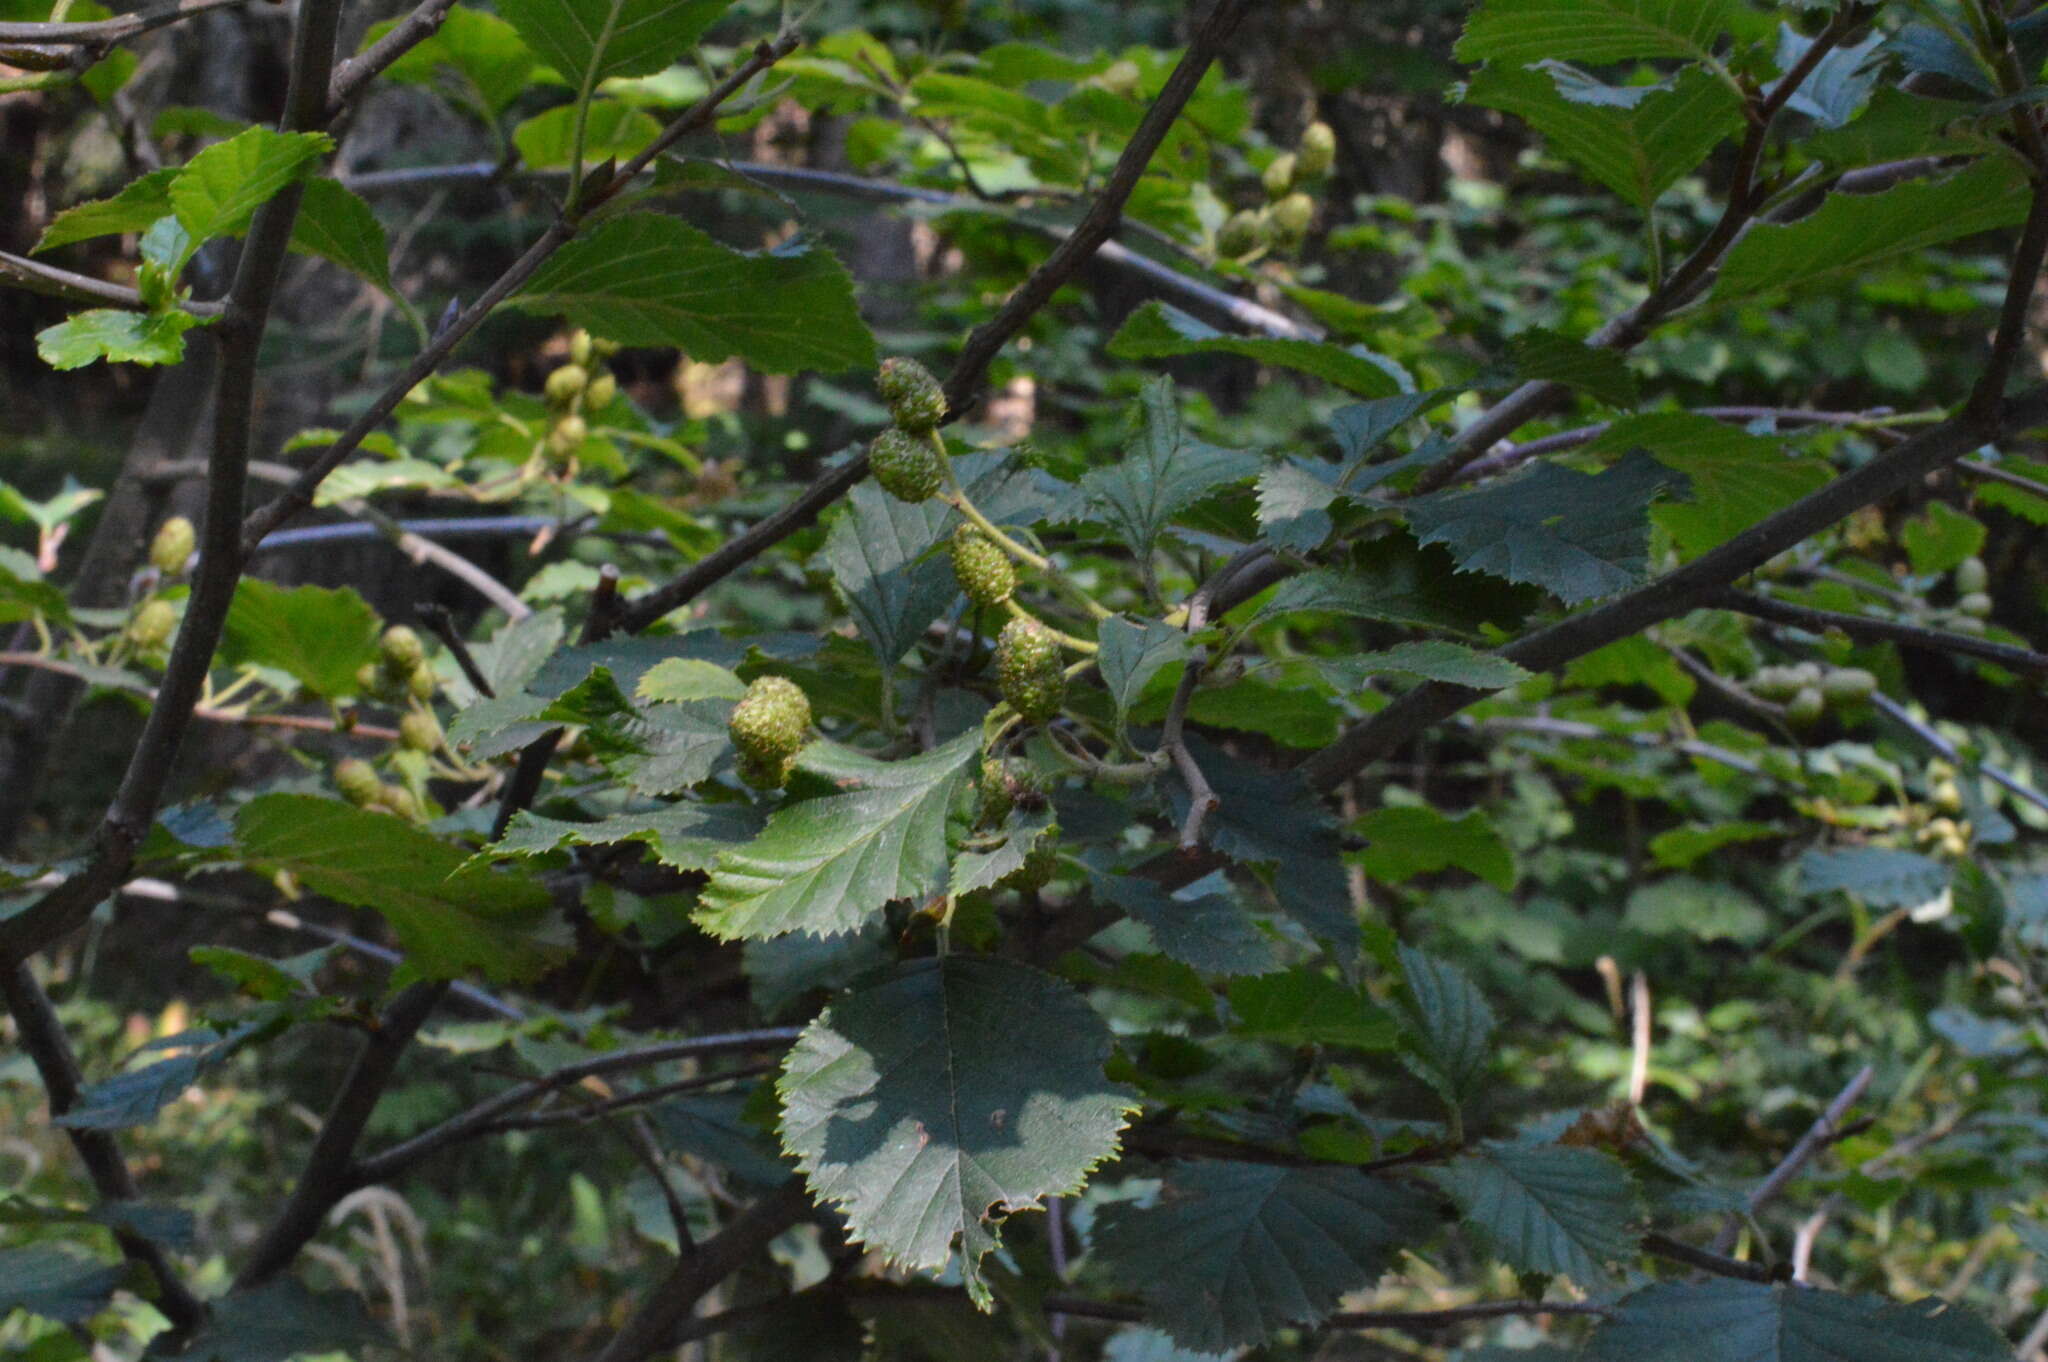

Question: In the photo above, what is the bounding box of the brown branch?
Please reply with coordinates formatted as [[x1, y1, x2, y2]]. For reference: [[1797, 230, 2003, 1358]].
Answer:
[[0, 0, 253, 45], [591, 1178, 814, 1362], [608, 0, 1259, 636], [1294, 384, 2048, 798], [0, 0, 346, 969], [2, 965, 207, 1339], [0, 653, 403, 741], [0, 249, 224, 315], [233, 980, 446, 1287], [238, 31, 803, 554], [1967, 164, 2048, 420], [325, 0, 459, 113], [1709, 1065, 1874, 1255], [1958, 457, 2048, 502], [1708, 587, 2048, 676], [1642, 1232, 1781, 1283]]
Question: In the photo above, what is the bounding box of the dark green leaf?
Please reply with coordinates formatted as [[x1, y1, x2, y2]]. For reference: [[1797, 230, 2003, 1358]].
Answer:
[[1229, 967, 1398, 1049], [1457, 0, 1749, 64], [1090, 867, 1276, 976], [1070, 377, 1259, 554], [824, 476, 960, 667], [1092, 1163, 1434, 1350], [490, 803, 760, 871], [1581, 1280, 2010, 1362], [288, 178, 393, 291], [235, 795, 555, 981], [1096, 615, 1191, 721], [778, 956, 1135, 1307], [187, 1279, 385, 1362], [56, 1026, 255, 1132], [1800, 847, 1950, 908], [368, 5, 535, 114], [511, 214, 876, 374], [1356, 805, 1515, 890], [0, 1247, 126, 1324], [1586, 413, 1829, 558], [1507, 327, 1638, 406], [1398, 945, 1495, 1105], [1427, 1141, 1638, 1284], [1405, 451, 1683, 604], [496, 0, 728, 85]]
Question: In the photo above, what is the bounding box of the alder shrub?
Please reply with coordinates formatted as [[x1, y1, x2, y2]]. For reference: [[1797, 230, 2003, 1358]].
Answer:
[[5, 0, 2048, 1358]]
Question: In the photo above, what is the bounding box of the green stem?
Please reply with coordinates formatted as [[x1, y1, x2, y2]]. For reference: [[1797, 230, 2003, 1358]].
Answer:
[[1004, 597, 1096, 653], [938, 435, 1112, 622]]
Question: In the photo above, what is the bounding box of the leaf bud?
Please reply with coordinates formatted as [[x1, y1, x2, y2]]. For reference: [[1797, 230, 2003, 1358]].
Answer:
[[1954, 557, 1988, 594], [568, 329, 594, 367], [1270, 191, 1315, 241], [126, 598, 177, 649], [1216, 209, 1263, 258], [584, 371, 618, 411], [335, 758, 382, 806]]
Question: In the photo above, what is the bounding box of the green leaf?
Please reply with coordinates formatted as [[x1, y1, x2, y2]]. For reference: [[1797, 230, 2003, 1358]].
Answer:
[[1564, 633, 1695, 707], [1356, 805, 1515, 890], [1464, 63, 1744, 212], [1096, 615, 1190, 721], [1805, 87, 1976, 169], [1091, 1163, 1434, 1351], [824, 477, 961, 667], [36, 307, 207, 370], [1587, 413, 1830, 558], [1229, 968, 1399, 1049], [1252, 541, 1526, 637], [1405, 451, 1683, 604], [221, 580, 381, 699], [1398, 946, 1495, 1106], [1256, 459, 1340, 552], [950, 805, 1056, 896], [1108, 302, 1410, 399], [1088, 868, 1276, 976], [636, 656, 747, 703], [1649, 820, 1778, 869], [511, 214, 876, 374], [496, 0, 728, 86], [186, 1278, 385, 1362], [1426, 1141, 1639, 1284], [489, 803, 760, 871], [170, 127, 333, 245], [1774, 25, 1885, 128], [0, 1247, 126, 1324], [1901, 501, 1985, 575], [1506, 327, 1639, 407], [1712, 158, 2032, 305], [1800, 847, 1949, 909], [1625, 878, 1770, 943], [369, 5, 536, 115], [1071, 377, 1259, 554], [1320, 640, 1531, 690], [235, 795, 555, 981], [1580, 1280, 2011, 1362], [56, 1026, 256, 1131], [1457, 0, 1748, 64], [778, 956, 1135, 1308], [1185, 674, 1340, 749], [33, 166, 177, 252], [696, 732, 979, 940], [288, 178, 393, 291], [512, 100, 661, 168]]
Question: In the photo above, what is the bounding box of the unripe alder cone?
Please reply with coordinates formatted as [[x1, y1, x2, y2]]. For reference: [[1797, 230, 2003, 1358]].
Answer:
[[1092, 58, 1140, 96], [127, 598, 176, 648], [1262, 152, 1297, 200], [335, 758, 382, 806], [545, 363, 589, 407], [549, 413, 588, 459], [977, 756, 1021, 826], [149, 517, 196, 576], [400, 708, 443, 752], [1296, 120, 1336, 178], [876, 356, 947, 434], [995, 615, 1064, 723], [1216, 209, 1263, 258], [870, 428, 943, 503], [1787, 686, 1825, 727], [1822, 667, 1878, 703], [1749, 665, 1801, 702], [569, 329, 595, 368], [407, 663, 438, 701], [1955, 556, 1988, 594], [584, 371, 618, 411], [950, 525, 1015, 608], [380, 625, 426, 676], [1959, 591, 1992, 619], [1270, 191, 1315, 241], [380, 784, 422, 820], [729, 675, 811, 770]]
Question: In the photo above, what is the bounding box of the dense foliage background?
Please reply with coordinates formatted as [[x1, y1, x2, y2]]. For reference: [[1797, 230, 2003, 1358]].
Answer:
[[6, 0, 2048, 1358]]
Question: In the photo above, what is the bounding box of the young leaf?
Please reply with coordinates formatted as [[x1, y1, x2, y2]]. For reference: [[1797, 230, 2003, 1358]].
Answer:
[[1253, 539, 1526, 636], [1456, 0, 1750, 65], [169, 127, 333, 245], [1096, 615, 1191, 722], [1091, 1163, 1434, 1350], [1071, 377, 1259, 555], [36, 307, 208, 370], [695, 731, 980, 940], [1580, 1280, 2011, 1362], [235, 795, 555, 981], [1404, 451, 1684, 605], [489, 803, 761, 871], [33, 166, 177, 253], [511, 214, 876, 374], [496, 0, 728, 87], [778, 956, 1135, 1308], [1427, 1141, 1639, 1284], [221, 580, 381, 699], [1711, 158, 2032, 306], [1108, 301, 1411, 399], [367, 5, 535, 115]]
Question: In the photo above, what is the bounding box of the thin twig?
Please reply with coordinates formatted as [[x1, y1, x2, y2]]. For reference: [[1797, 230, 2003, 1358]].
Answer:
[[264, 908, 524, 1020], [418, 604, 496, 698], [0, 0, 253, 45], [1867, 690, 2048, 819], [1707, 1065, 1874, 1257], [0, 249, 224, 315], [1709, 587, 2048, 676], [0, 652, 401, 741], [1958, 457, 2048, 503], [325, 0, 459, 112], [1644, 1231, 1780, 1283]]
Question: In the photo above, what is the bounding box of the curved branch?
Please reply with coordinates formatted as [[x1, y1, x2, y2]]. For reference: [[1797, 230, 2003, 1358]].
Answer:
[[0, 249, 225, 315], [0, 0, 254, 45], [1709, 587, 2048, 676]]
